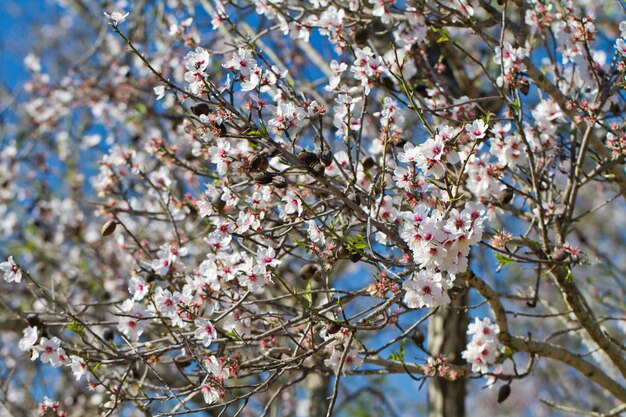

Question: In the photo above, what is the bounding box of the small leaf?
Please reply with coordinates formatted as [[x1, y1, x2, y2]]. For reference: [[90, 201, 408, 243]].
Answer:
[[65, 321, 84, 336], [430, 27, 450, 43], [303, 279, 312, 307], [503, 346, 514, 359], [495, 253, 513, 269]]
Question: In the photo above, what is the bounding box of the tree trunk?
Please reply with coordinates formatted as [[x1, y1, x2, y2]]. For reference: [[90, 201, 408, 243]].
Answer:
[[306, 372, 329, 417], [427, 289, 468, 417]]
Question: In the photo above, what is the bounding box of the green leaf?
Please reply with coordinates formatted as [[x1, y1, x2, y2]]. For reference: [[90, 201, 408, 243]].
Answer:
[[226, 330, 239, 339], [495, 253, 513, 269], [430, 27, 450, 43], [346, 234, 369, 252], [565, 267, 573, 282], [303, 279, 312, 307], [503, 346, 515, 359], [65, 321, 84, 336], [388, 338, 407, 362]]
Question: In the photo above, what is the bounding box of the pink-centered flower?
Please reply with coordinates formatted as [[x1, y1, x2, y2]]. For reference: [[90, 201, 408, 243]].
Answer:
[[0, 256, 21, 283], [104, 11, 129, 26]]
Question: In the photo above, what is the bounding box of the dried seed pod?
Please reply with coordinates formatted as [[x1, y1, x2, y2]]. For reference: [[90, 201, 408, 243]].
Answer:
[[174, 354, 193, 368], [146, 274, 159, 283], [102, 327, 115, 341], [101, 219, 117, 237], [268, 146, 280, 158], [299, 263, 322, 281], [380, 76, 395, 91], [349, 252, 363, 263], [190, 102, 210, 116], [310, 162, 325, 177], [325, 322, 341, 334], [497, 189, 514, 206], [362, 156, 376, 171], [497, 384, 511, 403], [298, 150, 319, 165], [335, 246, 350, 259], [319, 150, 333, 167], [27, 313, 44, 329], [253, 171, 274, 185], [250, 152, 269, 172], [211, 193, 226, 212], [411, 329, 425, 346], [551, 248, 568, 262], [393, 138, 407, 148], [519, 78, 530, 95], [271, 175, 287, 189], [354, 28, 369, 46]]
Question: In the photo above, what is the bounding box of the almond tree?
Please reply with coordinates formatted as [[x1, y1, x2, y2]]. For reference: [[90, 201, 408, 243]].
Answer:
[[1, 1, 625, 417]]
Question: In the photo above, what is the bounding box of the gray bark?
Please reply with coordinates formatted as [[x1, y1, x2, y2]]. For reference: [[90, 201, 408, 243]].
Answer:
[[427, 289, 468, 417], [306, 372, 330, 417]]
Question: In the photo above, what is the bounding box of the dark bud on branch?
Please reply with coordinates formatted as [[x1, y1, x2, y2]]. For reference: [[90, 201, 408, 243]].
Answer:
[[393, 138, 407, 148], [319, 150, 333, 167], [519, 78, 530, 95], [268, 146, 280, 158], [212, 193, 226, 212], [101, 219, 118, 237], [362, 156, 376, 171], [190, 102, 210, 116], [250, 152, 269, 172], [299, 263, 322, 281], [497, 189, 514, 206], [335, 246, 350, 260], [310, 162, 325, 177], [550, 248, 569, 262], [298, 150, 319, 165], [27, 313, 44, 329], [349, 252, 363, 263], [325, 322, 341, 335], [380, 76, 395, 91], [497, 384, 511, 403], [271, 175, 287, 189], [174, 354, 193, 368], [102, 327, 115, 341], [253, 171, 274, 185], [354, 28, 369, 47], [411, 329, 425, 346]]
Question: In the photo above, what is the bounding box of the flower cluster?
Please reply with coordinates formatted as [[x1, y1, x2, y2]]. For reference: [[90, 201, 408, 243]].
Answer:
[[19, 328, 88, 381], [397, 126, 460, 181], [350, 47, 388, 95], [184, 47, 211, 95], [461, 317, 501, 374], [402, 270, 453, 309], [322, 328, 362, 374], [400, 204, 485, 275]]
